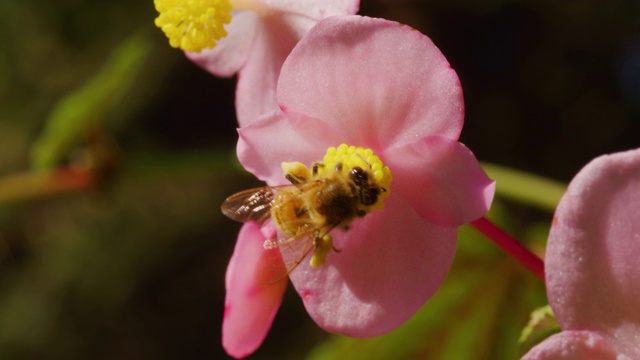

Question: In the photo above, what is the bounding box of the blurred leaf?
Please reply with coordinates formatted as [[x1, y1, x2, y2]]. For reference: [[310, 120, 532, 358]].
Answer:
[[482, 163, 567, 213], [0, 151, 238, 358], [0, 168, 93, 204], [307, 201, 547, 360], [29, 31, 151, 170], [126, 149, 245, 177], [518, 305, 560, 356]]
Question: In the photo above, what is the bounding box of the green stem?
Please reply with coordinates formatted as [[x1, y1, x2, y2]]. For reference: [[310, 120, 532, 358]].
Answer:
[[0, 150, 243, 204], [0, 167, 95, 204]]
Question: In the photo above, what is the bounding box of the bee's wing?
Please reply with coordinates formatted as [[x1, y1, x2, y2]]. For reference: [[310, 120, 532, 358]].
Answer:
[[279, 231, 317, 271], [258, 224, 334, 287], [221, 186, 279, 225], [221, 180, 324, 225], [256, 230, 315, 287], [223, 179, 332, 286]]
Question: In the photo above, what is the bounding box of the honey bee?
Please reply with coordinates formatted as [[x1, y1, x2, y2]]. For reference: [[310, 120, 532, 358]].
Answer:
[[221, 160, 386, 282]]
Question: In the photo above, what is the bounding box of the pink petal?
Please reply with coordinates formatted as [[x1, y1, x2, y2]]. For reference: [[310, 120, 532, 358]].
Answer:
[[222, 223, 287, 358], [234, 15, 311, 126], [189, 2, 359, 126], [237, 114, 493, 227], [522, 331, 622, 360], [234, 0, 359, 126], [185, 10, 258, 77], [237, 111, 346, 185], [384, 136, 495, 227], [254, 0, 359, 20], [277, 15, 464, 150], [287, 194, 457, 337], [546, 148, 640, 354]]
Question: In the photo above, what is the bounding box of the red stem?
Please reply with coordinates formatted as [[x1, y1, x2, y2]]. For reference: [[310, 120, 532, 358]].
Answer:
[[0, 167, 95, 203], [470, 216, 545, 281]]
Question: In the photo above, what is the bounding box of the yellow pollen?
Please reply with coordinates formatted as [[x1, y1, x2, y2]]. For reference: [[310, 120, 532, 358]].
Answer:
[[282, 144, 393, 213], [310, 234, 333, 268], [321, 144, 392, 211], [154, 0, 233, 53]]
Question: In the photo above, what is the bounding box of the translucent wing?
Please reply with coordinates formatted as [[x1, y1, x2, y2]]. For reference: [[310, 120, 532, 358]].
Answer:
[[258, 232, 314, 286], [221, 186, 278, 225], [221, 180, 325, 225], [221, 179, 335, 286], [255, 232, 315, 286], [258, 224, 335, 286]]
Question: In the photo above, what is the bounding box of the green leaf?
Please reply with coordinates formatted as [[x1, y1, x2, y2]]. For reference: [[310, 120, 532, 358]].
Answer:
[[482, 163, 567, 212], [518, 305, 560, 355], [0, 155, 234, 357], [29, 31, 151, 170]]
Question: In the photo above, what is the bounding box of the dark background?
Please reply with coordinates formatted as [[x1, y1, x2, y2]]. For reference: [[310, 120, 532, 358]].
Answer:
[[0, 0, 638, 358]]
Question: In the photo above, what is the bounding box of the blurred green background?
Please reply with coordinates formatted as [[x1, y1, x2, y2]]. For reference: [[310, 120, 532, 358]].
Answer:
[[0, 0, 638, 359]]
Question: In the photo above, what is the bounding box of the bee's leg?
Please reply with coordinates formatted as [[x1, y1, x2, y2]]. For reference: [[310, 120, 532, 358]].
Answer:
[[319, 227, 341, 253], [311, 162, 325, 178], [285, 173, 301, 184], [334, 162, 343, 173], [310, 233, 334, 268], [282, 161, 312, 184], [294, 207, 309, 219]]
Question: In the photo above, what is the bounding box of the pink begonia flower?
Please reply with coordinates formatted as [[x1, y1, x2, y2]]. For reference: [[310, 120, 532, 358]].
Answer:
[[185, 0, 360, 126], [223, 222, 287, 358], [222, 15, 495, 357], [523, 148, 640, 360]]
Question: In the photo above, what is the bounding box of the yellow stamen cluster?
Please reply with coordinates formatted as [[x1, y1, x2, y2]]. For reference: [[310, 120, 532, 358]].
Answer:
[[321, 143, 393, 211], [154, 0, 232, 53], [279, 144, 393, 269], [281, 144, 392, 212]]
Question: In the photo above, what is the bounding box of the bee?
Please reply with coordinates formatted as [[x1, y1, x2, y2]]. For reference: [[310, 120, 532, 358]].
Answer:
[[221, 160, 386, 282]]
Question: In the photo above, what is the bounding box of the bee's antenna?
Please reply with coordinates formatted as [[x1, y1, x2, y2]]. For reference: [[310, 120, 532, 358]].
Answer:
[[355, 153, 372, 168]]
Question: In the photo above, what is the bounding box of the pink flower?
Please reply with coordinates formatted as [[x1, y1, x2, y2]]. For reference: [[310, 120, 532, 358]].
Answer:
[[523, 149, 640, 360], [222, 223, 287, 358], [222, 15, 495, 357], [185, 0, 360, 126]]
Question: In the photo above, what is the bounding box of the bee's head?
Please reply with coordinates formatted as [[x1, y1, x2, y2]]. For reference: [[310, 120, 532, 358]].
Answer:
[[318, 144, 392, 212], [349, 167, 382, 207], [349, 166, 368, 186]]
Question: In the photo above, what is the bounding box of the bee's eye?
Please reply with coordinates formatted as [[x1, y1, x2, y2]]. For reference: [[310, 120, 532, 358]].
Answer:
[[349, 167, 368, 185], [360, 188, 380, 206]]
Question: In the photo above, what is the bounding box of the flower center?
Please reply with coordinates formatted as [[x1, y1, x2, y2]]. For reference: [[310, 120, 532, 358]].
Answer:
[[154, 0, 233, 53], [321, 143, 392, 210], [279, 144, 392, 268], [282, 144, 393, 212]]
